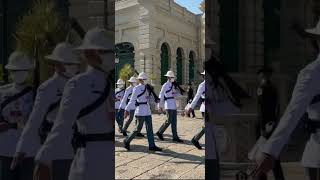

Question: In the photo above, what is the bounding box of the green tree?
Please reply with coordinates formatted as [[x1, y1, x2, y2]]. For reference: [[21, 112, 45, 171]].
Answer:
[[14, 0, 75, 84], [119, 64, 134, 87]]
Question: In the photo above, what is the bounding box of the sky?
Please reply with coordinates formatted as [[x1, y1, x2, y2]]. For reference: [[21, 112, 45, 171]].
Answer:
[[174, 0, 203, 15]]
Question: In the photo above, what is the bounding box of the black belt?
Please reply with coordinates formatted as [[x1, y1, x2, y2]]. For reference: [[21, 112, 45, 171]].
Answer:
[[135, 102, 147, 106], [201, 98, 205, 103], [305, 119, 320, 134], [8, 123, 17, 129], [164, 96, 174, 101], [38, 119, 54, 144], [72, 132, 114, 150], [0, 120, 18, 129]]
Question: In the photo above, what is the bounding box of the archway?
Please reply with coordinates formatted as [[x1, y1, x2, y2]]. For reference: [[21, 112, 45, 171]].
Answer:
[[176, 48, 184, 85], [160, 43, 171, 84], [115, 42, 135, 81], [263, 0, 280, 65], [189, 51, 196, 84]]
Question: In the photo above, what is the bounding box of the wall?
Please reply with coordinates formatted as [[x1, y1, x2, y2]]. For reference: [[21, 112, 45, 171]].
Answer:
[[115, 0, 202, 91]]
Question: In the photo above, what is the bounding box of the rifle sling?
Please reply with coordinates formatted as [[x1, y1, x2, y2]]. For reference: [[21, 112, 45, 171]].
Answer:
[[0, 86, 32, 123], [77, 83, 110, 119]]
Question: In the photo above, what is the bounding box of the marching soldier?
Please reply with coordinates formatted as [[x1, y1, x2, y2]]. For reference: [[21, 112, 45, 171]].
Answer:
[[0, 51, 34, 180], [120, 77, 144, 137], [254, 66, 285, 180], [252, 20, 320, 180], [156, 70, 183, 142], [33, 27, 115, 180], [115, 79, 125, 132], [11, 42, 81, 180], [123, 72, 162, 151], [188, 71, 205, 150]]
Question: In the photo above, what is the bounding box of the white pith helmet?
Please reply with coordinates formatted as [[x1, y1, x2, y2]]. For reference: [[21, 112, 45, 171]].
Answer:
[[5, 51, 33, 70], [45, 42, 80, 64], [75, 27, 114, 51], [164, 70, 175, 78], [116, 79, 125, 85], [137, 72, 148, 80], [128, 76, 137, 83], [306, 19, 320, 35]]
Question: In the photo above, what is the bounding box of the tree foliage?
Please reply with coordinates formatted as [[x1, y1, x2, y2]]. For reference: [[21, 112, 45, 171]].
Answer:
[[119, 64, 134, 86], [14, 0, 74, 82]]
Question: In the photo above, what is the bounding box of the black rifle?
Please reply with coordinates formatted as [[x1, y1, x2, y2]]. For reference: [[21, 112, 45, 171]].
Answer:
[[32, 35, 40, 100], [69, 17, 86, 39], [205, 56, 250, 108], [172, 81, 185, 95]]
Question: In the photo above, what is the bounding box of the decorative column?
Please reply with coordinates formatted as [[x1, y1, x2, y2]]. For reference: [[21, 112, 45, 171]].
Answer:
[[69, 0, 90, 30], [88, 0, 105, 27], [137, 0, 157, 86]]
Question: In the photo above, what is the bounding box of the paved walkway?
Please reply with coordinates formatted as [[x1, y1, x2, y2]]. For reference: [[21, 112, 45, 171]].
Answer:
[[115, 112, 205, 179], [115, 112, 307, 180], [221, 162, 306, 180]]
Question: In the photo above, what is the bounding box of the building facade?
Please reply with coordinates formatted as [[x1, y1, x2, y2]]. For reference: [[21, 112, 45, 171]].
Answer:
[[115, 0, 204, 90], [207, 0, 317, 162]]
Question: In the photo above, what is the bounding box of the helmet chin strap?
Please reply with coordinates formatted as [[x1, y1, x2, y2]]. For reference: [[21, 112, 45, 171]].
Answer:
[[139, 80, 145, 84], [15, 81, 27, 86], [13, 81, 27, 91]]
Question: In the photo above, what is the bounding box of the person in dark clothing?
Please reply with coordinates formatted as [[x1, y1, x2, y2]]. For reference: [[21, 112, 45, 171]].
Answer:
[[256, 66, 285, 180], [186, 83, 195, 118]]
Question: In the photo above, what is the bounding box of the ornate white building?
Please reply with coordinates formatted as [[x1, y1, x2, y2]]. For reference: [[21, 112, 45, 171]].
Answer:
[[115, 0, 204, 90]]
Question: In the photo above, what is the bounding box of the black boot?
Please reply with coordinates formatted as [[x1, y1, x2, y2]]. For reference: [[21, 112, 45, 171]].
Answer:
[[136, 133, 145, 137], [149, 146, 162, 151], [191, 139, 202, 149], [156, 132, 164, 140], [124, 140, 130, 151], [173, 137, 184, 143]]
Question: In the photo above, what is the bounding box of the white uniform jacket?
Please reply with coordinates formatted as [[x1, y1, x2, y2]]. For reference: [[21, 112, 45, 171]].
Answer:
[[115, 87, 125, 110], [16, 73, 72, 159], [0, 84, 33, 157], [190, 81, 205, 113], [158, 81, 181, 110], [36, 66, 114, 180], [262, 55, 320, 168], [125, 84, 151, 116], [119, 86, 134, 110]]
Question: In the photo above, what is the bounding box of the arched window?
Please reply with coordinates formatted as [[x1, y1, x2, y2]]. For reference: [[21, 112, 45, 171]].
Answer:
[[115, 42, 135, 81], [160, 43, 170, 84], [263, 0, 280, 64], [176, 48, 184, 84], [189, 51, 195, 83]]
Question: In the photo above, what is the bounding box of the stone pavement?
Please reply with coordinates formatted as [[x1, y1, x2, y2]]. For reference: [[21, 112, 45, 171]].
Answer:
[[220, 162, 306, 180], [115, 112, 205, 179], [115, 112, 307, 180]]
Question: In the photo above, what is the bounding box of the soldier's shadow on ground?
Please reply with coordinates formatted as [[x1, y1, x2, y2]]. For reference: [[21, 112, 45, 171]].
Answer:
[[115, 137, 204, 164], [115, 133, 204, 147]]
